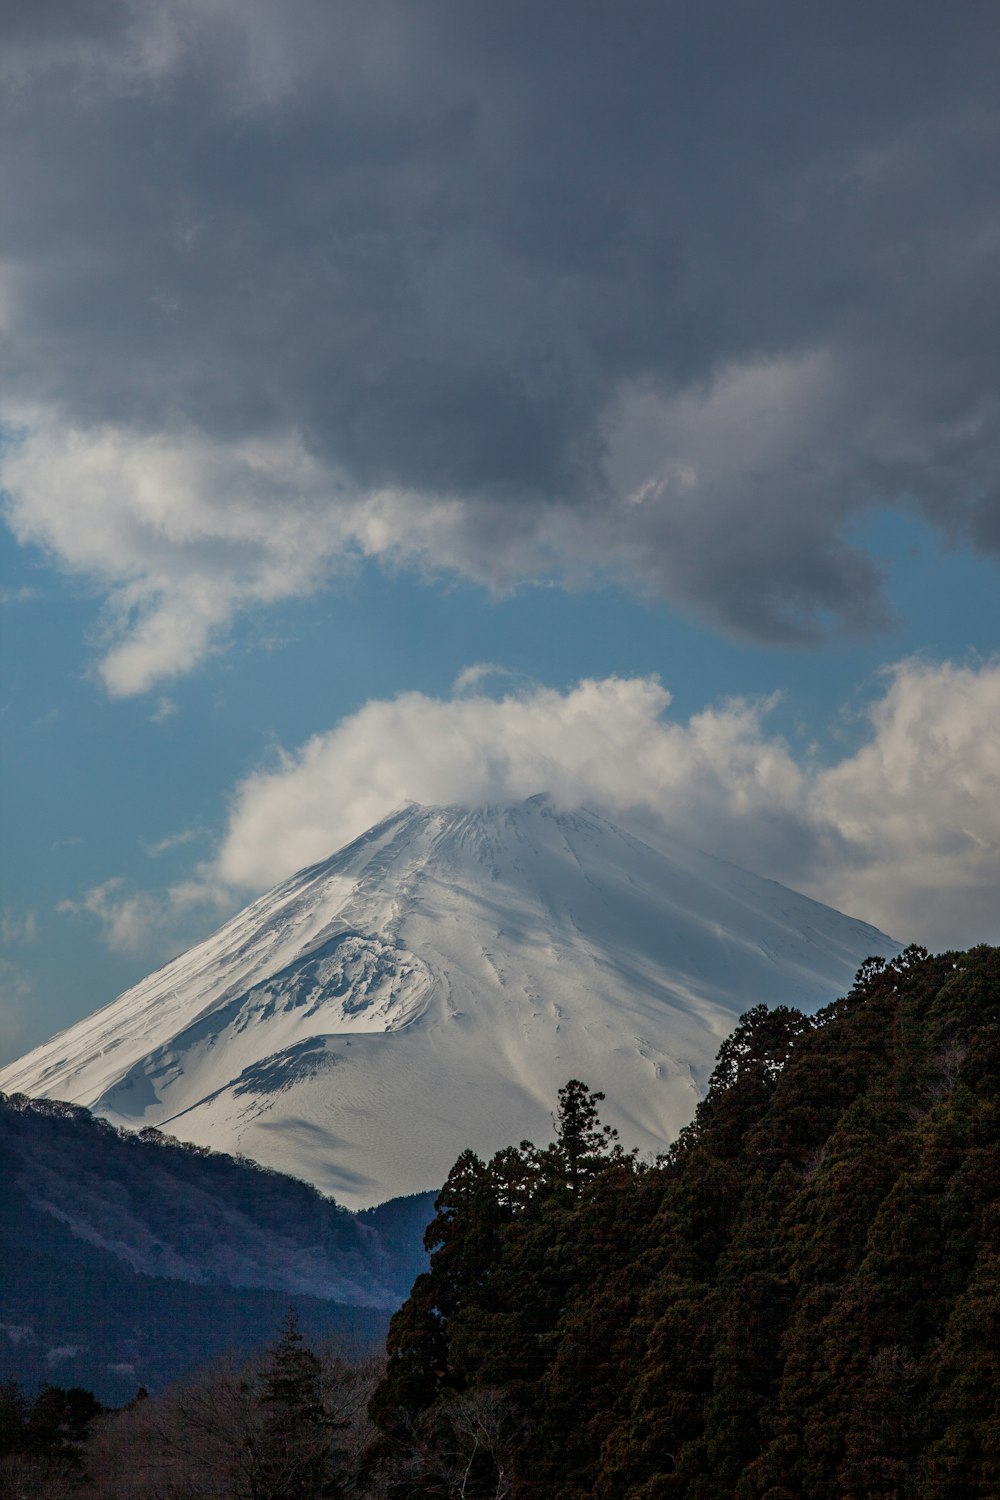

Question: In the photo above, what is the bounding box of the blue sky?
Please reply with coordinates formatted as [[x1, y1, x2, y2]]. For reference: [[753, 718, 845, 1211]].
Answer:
[[2, 2, 999, 1064]]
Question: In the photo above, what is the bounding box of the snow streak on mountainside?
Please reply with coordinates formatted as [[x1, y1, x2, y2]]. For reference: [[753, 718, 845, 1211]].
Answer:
[[0, 798, 899, 1208]]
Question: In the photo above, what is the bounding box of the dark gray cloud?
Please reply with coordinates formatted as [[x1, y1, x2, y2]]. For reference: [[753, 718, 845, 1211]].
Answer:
[[2, 0, 999, 682]]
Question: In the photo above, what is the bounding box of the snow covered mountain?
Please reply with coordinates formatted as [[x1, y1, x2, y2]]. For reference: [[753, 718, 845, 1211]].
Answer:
[[0, 797, 899, 1208]]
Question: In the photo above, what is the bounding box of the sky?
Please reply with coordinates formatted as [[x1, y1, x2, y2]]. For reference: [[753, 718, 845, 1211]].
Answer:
[[1, 0, 999, 1066]]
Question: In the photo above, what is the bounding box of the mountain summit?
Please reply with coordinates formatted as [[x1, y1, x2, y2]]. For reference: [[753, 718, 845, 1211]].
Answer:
[[0, 797, 898, 1207]]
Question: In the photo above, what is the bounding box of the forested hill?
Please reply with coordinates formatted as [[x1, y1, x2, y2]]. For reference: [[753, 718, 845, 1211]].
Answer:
[[0, 1095, 432, 1402], [370, 944, 1000, 1499]]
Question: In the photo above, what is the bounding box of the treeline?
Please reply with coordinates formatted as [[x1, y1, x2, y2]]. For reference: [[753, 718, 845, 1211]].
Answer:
[[0, 1316, 380, 1499], [3, 943, 997, 1497], [0, 1380, 106, 1494]]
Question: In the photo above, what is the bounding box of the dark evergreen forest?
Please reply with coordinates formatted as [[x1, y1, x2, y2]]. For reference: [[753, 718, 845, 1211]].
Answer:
[[3, 943, 997, 1497], [368, 943, 999, 1498]]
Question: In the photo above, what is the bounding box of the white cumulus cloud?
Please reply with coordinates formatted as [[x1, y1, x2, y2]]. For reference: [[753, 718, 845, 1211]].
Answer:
[[2, 418, 355, 695], [811, 660, 1000, 943], [211, 660, 1000, 950]]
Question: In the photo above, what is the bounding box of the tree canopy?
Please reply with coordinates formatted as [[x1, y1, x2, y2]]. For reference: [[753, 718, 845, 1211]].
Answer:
[[369, 944, 1000, 1499]]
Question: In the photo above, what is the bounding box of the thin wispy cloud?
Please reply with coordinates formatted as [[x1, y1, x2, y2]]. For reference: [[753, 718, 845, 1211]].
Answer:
[[149, 696, 178, 724], [1, 910, 37, 946], [143, 827, 206, 859], [59, 873, 234, 957], [452, 663, 523, 695], [0, 961, 32, 1057]]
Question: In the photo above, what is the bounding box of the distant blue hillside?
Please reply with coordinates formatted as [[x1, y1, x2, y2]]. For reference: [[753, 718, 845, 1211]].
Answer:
[[0, 1092, 436, 1403]]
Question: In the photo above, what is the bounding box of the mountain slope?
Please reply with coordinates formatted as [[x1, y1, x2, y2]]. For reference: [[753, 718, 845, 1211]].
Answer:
[[0, 1170, 389, 1407], [0, 1092, 430, 1306], [0, 797, 899, 1207]]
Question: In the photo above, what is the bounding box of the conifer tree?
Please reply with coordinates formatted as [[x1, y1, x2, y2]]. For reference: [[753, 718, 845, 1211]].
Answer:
[[531, 1078, 624, 1195], [0, 1378, 27, 1461], [249, 1309, 345, 1500]]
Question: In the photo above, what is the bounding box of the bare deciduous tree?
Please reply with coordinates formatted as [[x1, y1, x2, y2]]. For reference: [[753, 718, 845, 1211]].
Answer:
[[81, 1337, 383, 1500]]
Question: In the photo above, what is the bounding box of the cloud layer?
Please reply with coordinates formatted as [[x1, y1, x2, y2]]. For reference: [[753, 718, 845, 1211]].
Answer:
[[213, 661, 1000, 951], [2, 2, 1000, 688]]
